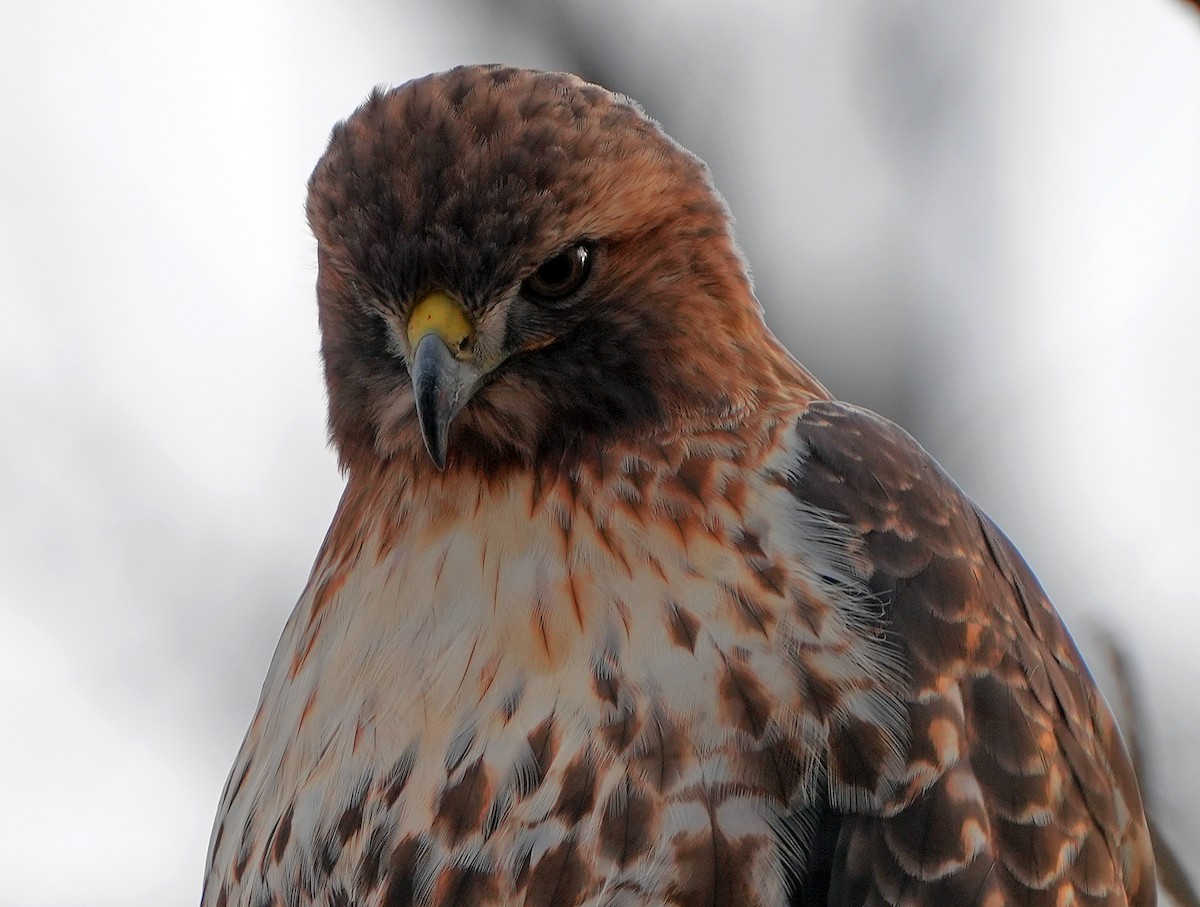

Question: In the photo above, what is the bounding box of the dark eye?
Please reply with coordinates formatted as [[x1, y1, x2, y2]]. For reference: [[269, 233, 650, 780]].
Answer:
[[521, 243, 592, 302]]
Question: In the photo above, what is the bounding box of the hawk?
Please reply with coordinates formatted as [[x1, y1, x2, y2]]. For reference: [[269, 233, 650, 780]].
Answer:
[[202, 66, 1156, 907]]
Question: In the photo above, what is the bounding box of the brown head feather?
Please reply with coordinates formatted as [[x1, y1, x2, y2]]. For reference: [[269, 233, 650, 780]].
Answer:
[[307, 65, 824, 476]]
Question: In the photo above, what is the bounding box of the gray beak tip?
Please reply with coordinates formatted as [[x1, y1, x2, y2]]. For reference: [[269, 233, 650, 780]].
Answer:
[[410, 332, 477, 470]]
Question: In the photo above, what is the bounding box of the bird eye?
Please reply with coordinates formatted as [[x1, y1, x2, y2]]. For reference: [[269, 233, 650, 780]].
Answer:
[[521, 243, 592, 302]]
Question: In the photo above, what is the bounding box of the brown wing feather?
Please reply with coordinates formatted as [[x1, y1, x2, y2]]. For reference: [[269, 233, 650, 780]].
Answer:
[[790, 400, 1155, 907]]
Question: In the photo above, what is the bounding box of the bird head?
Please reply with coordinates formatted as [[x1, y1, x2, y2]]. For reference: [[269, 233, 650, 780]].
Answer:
[[307, 65, 808, 475]]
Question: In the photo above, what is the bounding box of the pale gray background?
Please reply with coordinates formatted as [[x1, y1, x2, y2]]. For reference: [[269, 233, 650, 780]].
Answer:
[[2, 1, 1198, 904]]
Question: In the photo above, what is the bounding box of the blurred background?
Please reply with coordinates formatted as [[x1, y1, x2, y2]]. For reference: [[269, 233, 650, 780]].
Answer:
[[2, 1, 1198, 904]]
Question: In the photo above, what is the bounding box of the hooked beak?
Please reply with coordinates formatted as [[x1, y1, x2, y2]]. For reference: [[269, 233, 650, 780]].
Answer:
[[406, 291, 483, 469]]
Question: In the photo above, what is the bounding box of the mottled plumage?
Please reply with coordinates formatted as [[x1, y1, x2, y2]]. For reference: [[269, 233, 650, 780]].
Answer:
[[202, 66, 1155, 907]]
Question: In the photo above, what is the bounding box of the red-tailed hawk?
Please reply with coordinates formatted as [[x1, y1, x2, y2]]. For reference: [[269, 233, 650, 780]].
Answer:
[[202, 66, 1156, 907]]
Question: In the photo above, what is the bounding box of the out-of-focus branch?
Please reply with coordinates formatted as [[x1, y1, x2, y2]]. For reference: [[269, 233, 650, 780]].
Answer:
[[1102, 636, 1200, 907]]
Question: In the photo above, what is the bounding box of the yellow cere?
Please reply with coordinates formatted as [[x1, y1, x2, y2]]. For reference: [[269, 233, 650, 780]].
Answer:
[[406, 291, 474, 353]]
